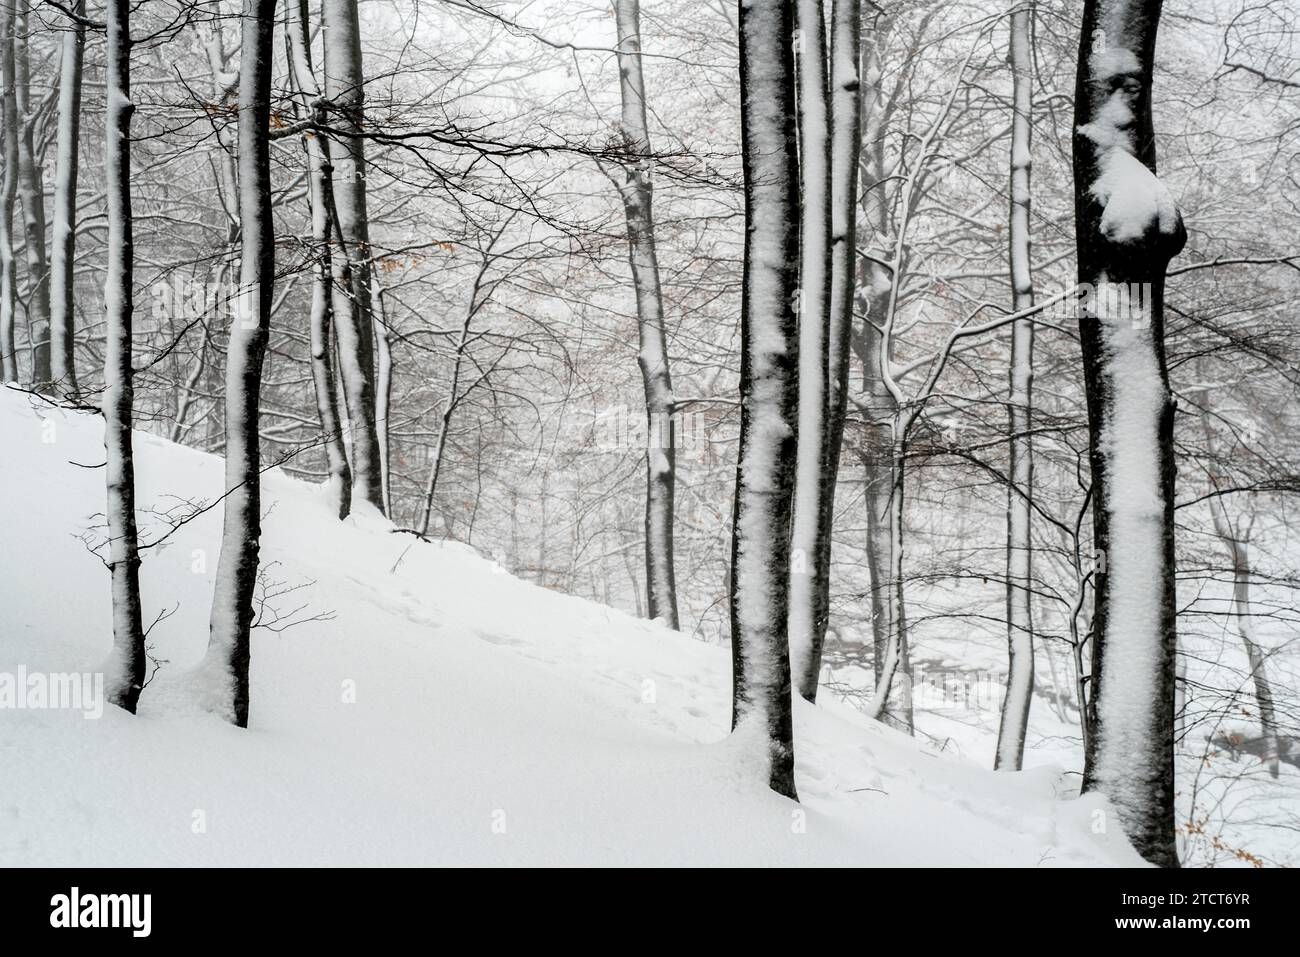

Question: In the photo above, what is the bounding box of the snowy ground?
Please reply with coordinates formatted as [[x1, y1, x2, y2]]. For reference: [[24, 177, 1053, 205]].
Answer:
[[0, 389, 1145, 866]]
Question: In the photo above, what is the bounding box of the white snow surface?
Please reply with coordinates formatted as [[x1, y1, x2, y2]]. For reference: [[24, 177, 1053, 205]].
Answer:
[[0, 390, 1144, 866]]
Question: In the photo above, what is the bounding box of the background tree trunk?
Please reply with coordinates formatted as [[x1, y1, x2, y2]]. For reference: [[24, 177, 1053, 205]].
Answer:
[[50, 0, 85, 395], [0, 4, 19, 383], [995, 2, 1036, 771], [322, 0, 385, 514], [286, 0, 353, 519], [13, 2, 51, 391], [612, 0, 679, 629], [788, 0, 832, 694]]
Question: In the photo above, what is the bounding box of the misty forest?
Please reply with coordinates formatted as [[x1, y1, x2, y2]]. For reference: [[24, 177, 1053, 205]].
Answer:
[[1, 0, 1298, 868]]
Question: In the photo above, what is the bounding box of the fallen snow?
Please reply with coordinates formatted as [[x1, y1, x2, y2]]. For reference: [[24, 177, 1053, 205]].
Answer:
[[0, 389, 1143, 866]]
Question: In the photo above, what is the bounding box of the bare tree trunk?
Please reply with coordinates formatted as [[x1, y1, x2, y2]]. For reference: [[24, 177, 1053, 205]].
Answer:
[[799, 0, 863, 701], [612, 0, 679, 629], [373, 278, 392, 514], [286, 0, 352, 519], [101, 0, 146, 713], [0, 4, 19, 383], [788, 0, 832, 694], [13, 3, 51, 390], [731, 0, 799, 801], [205, 0, 278, 729], [50, 0, 85, 395], [1074, 0, 1186, 867], [322, 0, 385, 514], [995, 2, 1036, 771]]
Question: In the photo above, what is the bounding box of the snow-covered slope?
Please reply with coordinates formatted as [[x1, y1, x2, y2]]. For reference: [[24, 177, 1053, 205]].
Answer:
[[0, 390, 1143, 866]]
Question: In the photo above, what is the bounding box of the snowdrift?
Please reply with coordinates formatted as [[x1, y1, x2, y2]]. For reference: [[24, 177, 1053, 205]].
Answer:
[[0, 389, 1143, 865]]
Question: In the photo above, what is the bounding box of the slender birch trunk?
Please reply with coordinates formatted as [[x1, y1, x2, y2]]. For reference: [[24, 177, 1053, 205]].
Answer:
[[731, 0, 800, 800], [788, 0, 832, 693], [101, 0, 146, 713], [205, 0, 278, 729], [612, 0, 679, 628], [322, 0, 385, 514], [13, 3, 51, 390], [0, 5, 19, 383], [50, 0, 85, 394], [995, 2, 1036, 771], [1074, 0, 1186, 867], [286, 0, 352, 519]]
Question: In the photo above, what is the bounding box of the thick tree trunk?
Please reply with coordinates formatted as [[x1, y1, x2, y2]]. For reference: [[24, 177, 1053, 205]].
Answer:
[[731, 0, 800, 801], [612, 0, 679, 629], [13, 3, 51, 390], [995, 4, 1036, 771], [788, 0, 832, 693], [0, 5, 19, 383], [205, 0, 278, 729], [50, 0, 85, 395], [101, 0, 146, 713], [1074, 0, 1186, 867], [286, 0, 352, 519], [322, 0, 385, 514]]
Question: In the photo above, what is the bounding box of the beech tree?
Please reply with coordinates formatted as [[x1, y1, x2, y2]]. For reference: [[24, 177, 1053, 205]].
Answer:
[[50, 0, 85, 394], [995, 1, 1037, 772], [13, 1, 51, 390], [730, 0, 800, 801], [204, 0, 278, 728], [322, 0, 385, 515], [611, 0, 679, 629], [0, 3, 17, 383], [101, 0, 146, 713], [1073, 0, 1187, 867]]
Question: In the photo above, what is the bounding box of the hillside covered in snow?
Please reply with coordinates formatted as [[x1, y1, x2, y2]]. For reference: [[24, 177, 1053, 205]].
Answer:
[[0, 391, 1145, 866]]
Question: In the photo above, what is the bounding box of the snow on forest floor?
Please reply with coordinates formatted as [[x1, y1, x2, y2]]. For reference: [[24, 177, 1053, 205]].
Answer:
[[0, 390, 1145, 866]]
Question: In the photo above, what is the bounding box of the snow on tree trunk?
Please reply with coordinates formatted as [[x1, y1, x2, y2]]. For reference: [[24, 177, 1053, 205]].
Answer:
[[612, 0, 679, 629], [731, 0, 800, 801], [50, 0, 85, 396], [373, 279, 392, 515], [853, 16, 904, 726], [101, 0, 146, 713], [0, 4, 19, 383], [204, 0, 278, 729], [322, 0, 385, 515], [788, 0, 832, 697], [13, 4, 51, 391], [995, 3, 1036, 772], [286, 0, 353, 520], [1074, 0, 1186, 867], [807, 0, 862, 702]]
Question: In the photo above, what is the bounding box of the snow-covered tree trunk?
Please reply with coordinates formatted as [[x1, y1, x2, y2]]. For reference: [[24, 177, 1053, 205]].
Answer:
[[373, 280, 392, 514], [322, 0, 385, 515], [101, 0, 146, 713], [205, 0, 278, 729], [854, 17, 902, 720], [1207, 498, 1281, 778], [0, 4, 19, 383], [788, 0, 832, 695], [807, 0, 862, 701], [612, 0, 679, 629], [286, 0, 352, 520], [731, 0, 800, 801], [1074, 0, 1186, 867], [13, 4, 51, 391], [995, 3, 1036, 772], [50, 0, 85, 395]]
